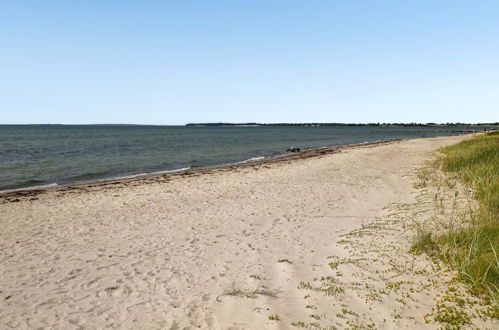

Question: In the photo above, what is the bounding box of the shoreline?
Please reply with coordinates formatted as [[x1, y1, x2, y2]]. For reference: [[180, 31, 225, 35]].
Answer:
[[0, 135, 469, 201]]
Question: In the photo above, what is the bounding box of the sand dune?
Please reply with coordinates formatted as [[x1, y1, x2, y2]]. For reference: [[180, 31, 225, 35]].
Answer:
[[1, 135, 495, 329]]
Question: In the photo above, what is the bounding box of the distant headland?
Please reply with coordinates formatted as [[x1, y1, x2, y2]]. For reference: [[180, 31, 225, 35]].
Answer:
[[185, 122, 498, 127]]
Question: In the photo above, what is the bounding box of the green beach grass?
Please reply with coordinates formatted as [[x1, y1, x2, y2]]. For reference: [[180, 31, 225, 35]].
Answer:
[[415, 131, 498, 301]]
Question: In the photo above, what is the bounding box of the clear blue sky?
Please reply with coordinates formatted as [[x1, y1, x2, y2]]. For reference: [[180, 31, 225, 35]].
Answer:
[[1, 1, 498, 124]]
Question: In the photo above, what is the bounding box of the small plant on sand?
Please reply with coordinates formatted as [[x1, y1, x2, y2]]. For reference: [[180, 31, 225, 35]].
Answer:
[[268, 314, 280, 321], [298, 281, 314, 290], [415, 167, 432, 188], [298, 278, 344, 297], [410, 227, 439, 256], [223, 283, 280, 298], [341, 308, 359, 317], [328, 261, 341, 270], [431, 303, 471, 328], [291, 321, 306, 327], [277, 259, 293, 264]]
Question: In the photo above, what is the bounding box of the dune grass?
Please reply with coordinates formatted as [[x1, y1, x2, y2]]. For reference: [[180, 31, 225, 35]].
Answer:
[[421, 132, 498, 299], [223, 282, 280, 298]]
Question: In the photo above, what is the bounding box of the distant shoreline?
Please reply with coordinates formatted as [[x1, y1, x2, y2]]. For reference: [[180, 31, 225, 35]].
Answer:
[[1, 122, 498, 127], [186, 122, 498, 127]]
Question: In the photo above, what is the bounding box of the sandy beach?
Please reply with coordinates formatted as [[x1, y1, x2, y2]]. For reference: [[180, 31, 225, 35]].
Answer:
[[1, 134, 495, 329]]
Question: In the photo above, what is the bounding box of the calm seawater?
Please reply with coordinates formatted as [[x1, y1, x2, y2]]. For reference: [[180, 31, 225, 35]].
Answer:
[[0, 125, 470, 192]]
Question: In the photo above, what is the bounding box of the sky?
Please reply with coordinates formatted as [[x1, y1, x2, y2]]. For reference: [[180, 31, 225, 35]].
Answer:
[[0, 1, 498, 125]]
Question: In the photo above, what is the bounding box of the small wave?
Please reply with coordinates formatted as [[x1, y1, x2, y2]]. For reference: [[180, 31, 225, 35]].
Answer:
[[214, 156, 266, 168], [0, 183, 58, 194], [68, 171, 113, 182], [247, 156, 265, 162], [237, 156, 265, 164], [148, 167, 191, 175], [110, 173, 147, 180], [110, 167, 191, 180]]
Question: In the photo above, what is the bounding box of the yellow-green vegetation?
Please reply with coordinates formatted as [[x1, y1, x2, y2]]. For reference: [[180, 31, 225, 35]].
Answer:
[[341, 308, 359, 317], [415, 132, 498, 300], [268, 314, 280, 321], [223, 283, 280, 298], [297, 276, 345, 297], [290, 321, 306, 327]]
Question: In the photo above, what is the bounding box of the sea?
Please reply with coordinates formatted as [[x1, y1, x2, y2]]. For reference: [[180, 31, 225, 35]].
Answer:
[[0, 125, 476, 193]]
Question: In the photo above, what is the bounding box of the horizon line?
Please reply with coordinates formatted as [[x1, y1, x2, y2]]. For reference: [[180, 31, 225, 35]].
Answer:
[[1, 122, 498, 126]]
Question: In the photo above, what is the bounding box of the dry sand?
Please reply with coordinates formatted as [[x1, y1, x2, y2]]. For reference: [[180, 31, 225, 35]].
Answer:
[[0, 134, 496, 329]]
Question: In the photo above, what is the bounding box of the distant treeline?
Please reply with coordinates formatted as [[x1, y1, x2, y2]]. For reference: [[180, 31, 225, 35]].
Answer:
[[186, 122, 498, 127]]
